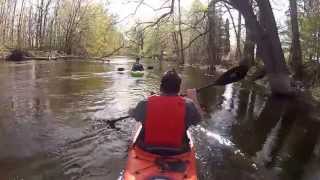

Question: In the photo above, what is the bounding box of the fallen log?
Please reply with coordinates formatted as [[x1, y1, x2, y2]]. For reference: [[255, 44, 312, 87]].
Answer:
[[25, 56, 111, 61]]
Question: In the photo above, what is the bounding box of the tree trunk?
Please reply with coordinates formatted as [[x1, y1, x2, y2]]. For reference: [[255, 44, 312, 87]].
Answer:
[[235, 11, 242, 59], [207, 0, 217, 72], [28, 6, 33, 48], [230, 0, 293, 95], [224, 19, 230, 55], [42, 0, 52, 49], [0, 0, 8, 43], [10, 0, 17, 45], [289, 0, 303, 79], [172, 31, 180, 59], [2, 0, 12, 43], [140, 31, 144, 55], [317, 35, 319, 62], [178, 0, 185, 64], [49, 0, 60, 50], [243, 22, 255, 66], [17, 0, 25, 48], [217, 17, 223, 62], [64, 0, 83, 54], [37, 0, 45, 49]]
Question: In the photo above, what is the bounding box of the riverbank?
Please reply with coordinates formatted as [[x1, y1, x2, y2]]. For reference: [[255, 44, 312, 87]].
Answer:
[[0, 48, 111, 62], [0, 45, 9, 60]]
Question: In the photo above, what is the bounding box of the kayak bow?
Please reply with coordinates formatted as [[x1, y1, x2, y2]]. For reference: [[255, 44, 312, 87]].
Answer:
[[131, 71, 144, 77]]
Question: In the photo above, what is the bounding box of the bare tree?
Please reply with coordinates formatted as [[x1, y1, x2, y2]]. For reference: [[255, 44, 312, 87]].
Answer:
[[289, 0, 303, 79], [64, 0, 84, 54], [17, 0, 25, 48], [235, 11, 242, 59], [224, 18, 230, 55], [10, 0, 18, 45], [243, 22, 255, 66], [177, 0, 185, 64], [207, 0, 217, 72], [228, 0, 293, 95]]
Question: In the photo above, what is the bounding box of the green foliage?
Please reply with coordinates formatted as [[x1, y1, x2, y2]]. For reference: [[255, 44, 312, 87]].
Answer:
[[143, 23, 175, 58], [143, 28, 161, 57], [0, 0, 123, 56], [190, 0, 207, 13], [184, 0, 209, 64], [311, 87, 320, 101], [299, 14, 320, 62], [79, 5, 123, 56], [126, 24, 144, 56]]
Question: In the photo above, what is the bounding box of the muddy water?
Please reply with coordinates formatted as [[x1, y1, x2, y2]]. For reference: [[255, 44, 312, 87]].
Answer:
[[0, 57, 319, 180]]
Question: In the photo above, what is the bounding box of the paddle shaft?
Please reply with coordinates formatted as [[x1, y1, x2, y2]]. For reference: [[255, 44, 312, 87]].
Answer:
[[108, 115, 130, 123], [196, 82, 217, 93], [104, 65, 248, 124], [103, 83, 217, 124]]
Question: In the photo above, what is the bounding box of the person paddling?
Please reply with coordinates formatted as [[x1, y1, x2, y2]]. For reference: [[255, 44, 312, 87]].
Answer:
[[131, 57, 144, 71], [130, 69, 203, 155]]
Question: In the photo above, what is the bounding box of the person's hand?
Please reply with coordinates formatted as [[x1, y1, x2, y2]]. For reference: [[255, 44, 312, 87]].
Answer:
[[186, 88, 197, 100]]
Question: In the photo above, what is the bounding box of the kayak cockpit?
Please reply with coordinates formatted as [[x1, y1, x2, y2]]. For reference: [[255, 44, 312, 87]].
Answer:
[[124, 125, 198, 180], [132, 125, 192, 156]]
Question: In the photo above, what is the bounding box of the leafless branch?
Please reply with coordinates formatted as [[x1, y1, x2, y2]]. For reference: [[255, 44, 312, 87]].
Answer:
[[102, 45, 125, 57], [182, 30, 209, 51], [112, 0, 145, 25], [128, 0, 171, 11], [224, 4, 239, 38], [141, 0, 175, 31]]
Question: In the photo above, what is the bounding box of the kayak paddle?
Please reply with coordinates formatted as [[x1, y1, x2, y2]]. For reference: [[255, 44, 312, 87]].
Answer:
[[102, 65, 249, 125]]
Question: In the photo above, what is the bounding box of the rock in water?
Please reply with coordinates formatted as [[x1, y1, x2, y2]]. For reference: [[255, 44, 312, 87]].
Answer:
[[117, 67, 125, 71]]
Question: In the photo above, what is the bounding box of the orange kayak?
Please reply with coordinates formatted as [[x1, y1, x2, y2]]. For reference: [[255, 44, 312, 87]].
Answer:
[[124, 126, 198, 180]]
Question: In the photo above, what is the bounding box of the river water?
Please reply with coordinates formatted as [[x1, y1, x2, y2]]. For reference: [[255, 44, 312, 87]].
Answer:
[[0, 57, 319, 180]]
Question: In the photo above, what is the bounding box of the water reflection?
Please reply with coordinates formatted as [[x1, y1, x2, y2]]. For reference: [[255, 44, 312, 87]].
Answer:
[[197, 81, 320, 180]]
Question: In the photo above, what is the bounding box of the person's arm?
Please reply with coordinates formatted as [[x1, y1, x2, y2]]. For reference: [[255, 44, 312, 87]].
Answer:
[[186, 88, 204, 117], [185, 99, 202, 126], [132, 63, 137, 71], [129, 100, 147, 123]]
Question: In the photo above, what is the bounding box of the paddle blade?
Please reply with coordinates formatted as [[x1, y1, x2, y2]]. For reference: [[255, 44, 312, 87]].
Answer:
[[214, 65, 249, 85]]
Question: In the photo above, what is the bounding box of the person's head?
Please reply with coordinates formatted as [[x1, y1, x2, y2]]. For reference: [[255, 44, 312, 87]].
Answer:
[[135, 57, 140, 63], [160, 69, 182, 94]]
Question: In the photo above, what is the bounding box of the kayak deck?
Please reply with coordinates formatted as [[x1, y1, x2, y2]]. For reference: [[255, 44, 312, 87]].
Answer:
[[124, 145, 197, 180], [124, 125, 198, 180]]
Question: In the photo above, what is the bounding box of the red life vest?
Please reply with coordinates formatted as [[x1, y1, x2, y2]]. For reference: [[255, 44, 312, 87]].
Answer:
[[144, 96, 186, 148]]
